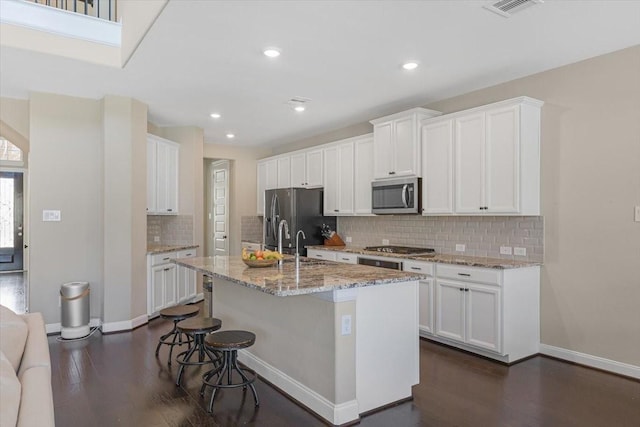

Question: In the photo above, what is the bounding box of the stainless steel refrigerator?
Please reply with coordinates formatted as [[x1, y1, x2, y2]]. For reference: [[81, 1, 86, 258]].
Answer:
[[264, 188, 336, 256]]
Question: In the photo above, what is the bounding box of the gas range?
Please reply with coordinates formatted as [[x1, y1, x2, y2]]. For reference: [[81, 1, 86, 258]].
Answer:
[[364, 245, 435, 255]]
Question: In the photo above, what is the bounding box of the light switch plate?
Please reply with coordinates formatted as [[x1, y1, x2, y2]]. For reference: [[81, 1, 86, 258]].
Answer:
[[43, 210, 61, 222], [341, 314, 352, 336], [500, 246, 513, 255], [455, 244, 465, 252], [635, 206, 640, 222], [514, 247, 527, 256]]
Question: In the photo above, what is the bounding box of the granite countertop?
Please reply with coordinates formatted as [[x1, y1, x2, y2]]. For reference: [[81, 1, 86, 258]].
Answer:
[[305, 245, 540, 269], [147, 244, 199, 255], [173, 256, 425, 297]]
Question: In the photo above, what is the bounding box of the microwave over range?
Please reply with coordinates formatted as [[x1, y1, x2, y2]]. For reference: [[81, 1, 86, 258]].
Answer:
[[371, 177, 421, 214]]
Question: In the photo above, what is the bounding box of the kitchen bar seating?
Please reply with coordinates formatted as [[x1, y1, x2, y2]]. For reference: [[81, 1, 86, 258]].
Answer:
[[201, 330, 259, 412], [155, 305, 199, 365], [175, 317, 222, 386]]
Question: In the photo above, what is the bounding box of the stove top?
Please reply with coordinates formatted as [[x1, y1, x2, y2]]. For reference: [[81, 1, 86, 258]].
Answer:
[[364, 245, 435, 255]]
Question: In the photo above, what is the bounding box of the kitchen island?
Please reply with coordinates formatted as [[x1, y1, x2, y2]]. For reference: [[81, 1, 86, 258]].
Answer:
[[173, 256, 426, 425]]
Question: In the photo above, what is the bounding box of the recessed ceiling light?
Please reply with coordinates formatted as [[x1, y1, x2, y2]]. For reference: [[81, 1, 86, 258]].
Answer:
[[226, 133, 235, 139], [263, 48, 281, 58], [210, 113, 221, 119], [293, 105, 306, 112], [402, 61, 419, 70]]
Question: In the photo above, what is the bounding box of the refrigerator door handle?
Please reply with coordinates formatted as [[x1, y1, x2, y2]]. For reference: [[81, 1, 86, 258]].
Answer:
[[272, 193, 279, 237]]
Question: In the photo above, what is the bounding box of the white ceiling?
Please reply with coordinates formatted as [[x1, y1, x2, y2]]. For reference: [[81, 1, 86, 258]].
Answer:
[[1, 1, 639, 147]]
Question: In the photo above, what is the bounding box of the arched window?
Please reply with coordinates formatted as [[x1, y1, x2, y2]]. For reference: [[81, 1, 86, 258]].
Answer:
[[0, 137, 23, 163]]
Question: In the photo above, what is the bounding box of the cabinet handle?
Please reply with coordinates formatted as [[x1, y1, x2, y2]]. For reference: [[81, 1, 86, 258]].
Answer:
[[465, 288, 469, 292], [163, 257, 170, 261], [389, 171, 396, 175], [410, 267, 421, 271], [316, 254, 323, 258], [185, 253, 192, 256], [459, 288, 465, 291], [458, 273, 471, 277], [334, 209, 339, 212], [164, 267, 170, 271], [167, 209, 173, 212]]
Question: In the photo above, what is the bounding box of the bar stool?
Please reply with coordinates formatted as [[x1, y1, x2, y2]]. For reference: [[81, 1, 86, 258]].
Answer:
[[175, 317, 222, 386], [155, 305, 199, 365], [201, 330, 259, 412]]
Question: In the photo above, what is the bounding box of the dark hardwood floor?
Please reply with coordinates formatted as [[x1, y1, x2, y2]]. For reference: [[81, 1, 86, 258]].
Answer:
[[49, 304, 640, 427]]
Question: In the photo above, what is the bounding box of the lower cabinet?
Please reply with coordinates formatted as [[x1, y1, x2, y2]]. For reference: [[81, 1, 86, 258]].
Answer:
[[147, 249, 198, 317]]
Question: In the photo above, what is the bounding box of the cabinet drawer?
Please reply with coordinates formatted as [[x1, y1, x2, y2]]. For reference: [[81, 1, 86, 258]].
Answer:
[[307, 249, 337, 261], [335, 252, 358, 264], [151, 251, 177, 266], [177, 249, 196, 259], [403, 260, 434, 276], [436, 264, 501, 285]]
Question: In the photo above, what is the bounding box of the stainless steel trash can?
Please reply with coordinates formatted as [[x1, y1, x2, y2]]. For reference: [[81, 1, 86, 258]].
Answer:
[[60, 281, 90, 339]]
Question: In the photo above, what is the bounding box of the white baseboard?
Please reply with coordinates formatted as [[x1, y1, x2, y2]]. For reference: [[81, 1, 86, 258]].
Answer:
[[46, 318, 101, 334], [192, 293, 204, 303], [539, 344, 640, 379], [238, 349, 360, 425], [102, 314, 148, 333]]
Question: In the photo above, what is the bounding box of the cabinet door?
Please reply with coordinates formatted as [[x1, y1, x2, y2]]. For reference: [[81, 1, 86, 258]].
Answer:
[[257, 161, 267, 215], [323, 146, 338, 215], [146, 139, 157, 213], [422, 120, 454, 214], [163, 264, 177, 307], [394, 116, 419, 176], [306, 149, 323, 187], [354, 136, 374, 215], [265, 159, 278, 190], [466, 283, 501, 353], [435, 279, 466, 342], [485, 105, 520, 213], [290, 152, 307, 187], [418, 278, 434, 336], [373, 121, 394, 179], [165, 144, 179, 213], [455, 113, 485, 213], [337, 142, 355, 214], [177, 266, 188, 302], [277, 156, 291, 188], [151, 265, 165, 313], [156, 142, 169, 212], [186, 268, 196, 299]]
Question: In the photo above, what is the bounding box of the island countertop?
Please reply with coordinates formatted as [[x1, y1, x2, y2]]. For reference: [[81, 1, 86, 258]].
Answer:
[[173, 256, 425, 297]]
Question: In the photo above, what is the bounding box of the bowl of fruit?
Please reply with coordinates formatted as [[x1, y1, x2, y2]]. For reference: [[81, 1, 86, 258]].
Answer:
[[241, 248, 283, 268]]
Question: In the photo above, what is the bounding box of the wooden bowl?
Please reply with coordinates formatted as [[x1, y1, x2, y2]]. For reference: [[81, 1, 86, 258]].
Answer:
[[242, 258, 278, 268]]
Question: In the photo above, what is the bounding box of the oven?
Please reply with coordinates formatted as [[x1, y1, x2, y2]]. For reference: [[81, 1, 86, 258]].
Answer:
[[357, 257, 403, 270]]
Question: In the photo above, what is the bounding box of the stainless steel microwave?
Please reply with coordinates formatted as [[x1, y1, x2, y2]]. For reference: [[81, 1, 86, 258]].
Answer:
[[371, 177, 421, 214]]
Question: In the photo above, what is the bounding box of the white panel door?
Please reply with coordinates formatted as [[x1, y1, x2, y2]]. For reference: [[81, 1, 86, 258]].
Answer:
[[393, 115, 418, 177], [455, 113, 485, 213], [163, 264, 177, 307], [323, 146, 338, 215], [151, 265, 165, 313], [146, 139, 157, 213], [373, 121, 394, 179], [485, 105, 520, 213], [418, 278, 434, 335], [435, 279, 466, 342], [290, 152, 306, 187], [212, 163, 229, 256], [422, 120, 454, 214], [354, 136, 374, 215], [466, 284, 501, 353], [337, 141, 355, 214], [256, 161, 267, 215], [277, 156, 291, 188], [306, 149, 323, 187]]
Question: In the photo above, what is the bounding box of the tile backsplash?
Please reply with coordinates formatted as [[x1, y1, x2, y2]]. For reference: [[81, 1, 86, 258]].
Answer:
[[337, 216, 543, 262], [147, 215, 194, 246], [241, 216, 263, 243]]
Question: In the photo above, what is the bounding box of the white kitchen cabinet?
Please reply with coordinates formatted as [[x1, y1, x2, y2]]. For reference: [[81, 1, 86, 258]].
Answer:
[[277, 156, 291, 188], [370, 108, 441, 179], [354, 135, 374, 215], [323, 141, 355, 215], [453, 97, 542, 215], [306, 248, 337, 261], [290, 149, 323, 188], [256, 161, 267, 215], [404, 260, 435, 336], [147, 134, 179, 215], [334, 252, 358, 264], [177, 249, 197, 303], [421, 120, 454, 214]]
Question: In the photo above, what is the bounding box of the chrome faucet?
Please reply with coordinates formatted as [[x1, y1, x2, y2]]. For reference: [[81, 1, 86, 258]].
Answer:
[[295, 230, 306, 269], [277, 219, 290, 265]]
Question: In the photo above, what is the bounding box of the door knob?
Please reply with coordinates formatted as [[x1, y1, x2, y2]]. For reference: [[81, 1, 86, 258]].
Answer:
[[223, 235, 227, 239]]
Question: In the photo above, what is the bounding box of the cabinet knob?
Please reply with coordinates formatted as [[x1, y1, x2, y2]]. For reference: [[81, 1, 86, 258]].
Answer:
[[167, 209, 173, 212], [459, 288, 465, 291], [334, 209, 339, 212], [389, 171, 396, 175], [465, 288, 469, 292]]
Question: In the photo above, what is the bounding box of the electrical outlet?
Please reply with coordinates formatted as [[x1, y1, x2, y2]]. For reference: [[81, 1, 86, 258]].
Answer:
[[500, 246, 513, 255], [455, 244, 465, 252], [345, 236, 352, 243], [341, 315, 352, 336], [43, 210, 61, 222], [514, 247, 527, 256], [154, 236, 160, 242], [382, 239, 390, 245], [635, 206, 640, 222]]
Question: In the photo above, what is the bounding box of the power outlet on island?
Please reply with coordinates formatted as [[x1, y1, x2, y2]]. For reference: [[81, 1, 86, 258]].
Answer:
[[455, 244, 465, 252], [341, 315, 352, 336]]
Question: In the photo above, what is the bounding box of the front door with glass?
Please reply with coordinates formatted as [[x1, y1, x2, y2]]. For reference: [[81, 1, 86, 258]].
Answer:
[[0, 171, 24, 271]]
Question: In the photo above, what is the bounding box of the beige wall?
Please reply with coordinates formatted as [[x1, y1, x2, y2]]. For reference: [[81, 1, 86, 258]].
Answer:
[[203, 144, 271, 255], [272, 122, 372, 156], [0, 97, 30, 142]]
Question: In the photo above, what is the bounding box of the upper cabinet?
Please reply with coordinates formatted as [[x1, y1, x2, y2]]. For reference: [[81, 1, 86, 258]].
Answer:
[[353, 135, 374, 215], [323, 140, 355, 216], [290, 148, 323, 188], [370, 108, 441, 180], [147, 134, 179, 215], [257, 157, 278, 216], [421, 97, 543, 216]]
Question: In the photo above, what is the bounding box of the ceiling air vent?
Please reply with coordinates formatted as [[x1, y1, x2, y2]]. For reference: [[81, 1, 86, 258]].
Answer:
[[484, 0, 543, 18]]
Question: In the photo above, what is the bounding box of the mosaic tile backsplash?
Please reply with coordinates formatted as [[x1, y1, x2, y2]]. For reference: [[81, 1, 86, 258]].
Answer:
[[337, 216, 543, 262], [147, 215, 194, 246], [241, 216, 263, 242]]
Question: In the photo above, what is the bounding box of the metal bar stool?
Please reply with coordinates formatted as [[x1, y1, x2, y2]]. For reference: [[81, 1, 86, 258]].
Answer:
[[155, 305, 199, 365], [200, 330, 259, 412], [175, 317, 222, 386]]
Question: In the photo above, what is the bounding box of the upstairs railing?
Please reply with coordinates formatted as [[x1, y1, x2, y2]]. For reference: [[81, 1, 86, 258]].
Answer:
[[26, 0, 117, 22]]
